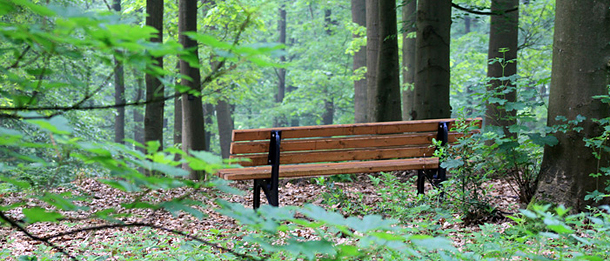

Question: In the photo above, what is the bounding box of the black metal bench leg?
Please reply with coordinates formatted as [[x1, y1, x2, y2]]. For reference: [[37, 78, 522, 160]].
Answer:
[[417, 170, 425, 194], [253, 179, 262, 209], [253, 130, 281, 209]]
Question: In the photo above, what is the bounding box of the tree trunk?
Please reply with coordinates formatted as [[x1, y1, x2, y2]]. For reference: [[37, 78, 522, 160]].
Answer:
[[133, 70, 145, 153], [144, 0, 165, 154], [216, 100, 233, 159], [351, 0, 367, 123], [485, 0, 518, 138], [274, 4, 288, 127], [173, 60, 182, 161], [402, 0, 416, 121], [179, 0, 206, 180], [375, 0, 402, 122], [412, 0, 451, 120], [113, 0, 125, 144], [533, 0, 610, 212], [322, 9, 335, 125], [203, 103, 214, 151], [365, 0, 379, 122]]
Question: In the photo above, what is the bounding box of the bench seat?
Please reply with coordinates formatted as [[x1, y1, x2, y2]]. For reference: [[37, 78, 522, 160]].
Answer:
[[217, 157, 440, 180]]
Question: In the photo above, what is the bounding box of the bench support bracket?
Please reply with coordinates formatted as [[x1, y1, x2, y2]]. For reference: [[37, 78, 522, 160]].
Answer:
[[417, 122, 449, 194], [253, 130, 281, 209]]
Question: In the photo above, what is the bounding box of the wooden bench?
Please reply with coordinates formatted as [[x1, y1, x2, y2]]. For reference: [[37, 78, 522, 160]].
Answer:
[[216, 118, 482, 208]]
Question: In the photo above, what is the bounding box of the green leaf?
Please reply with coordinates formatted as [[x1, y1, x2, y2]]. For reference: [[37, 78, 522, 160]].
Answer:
[[22, 207, 63, 223], [283, 239, 335, 260], [0, 176, 32, 189], [440, 158, 464, 169], [149, 162, 189, 177], [527, 133, 558, 146], [160, 200, 205, 219], [26, 116, 72, 135]]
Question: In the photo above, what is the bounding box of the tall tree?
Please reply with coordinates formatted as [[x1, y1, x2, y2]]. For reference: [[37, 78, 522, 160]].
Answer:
[[216, 100, 233, 159], [133, 70, 145, 153], [402, 0, 416, 120], [144, 0, 165, 152], [113, 0, 125, 144], [412, 0, 451, 120], [485, 0, 519, 137], [351, 0, 367, 123], [179, 0, 205, 180], [365, 0, 379, 122], [374, 0, 402, 122], [274, 3, 288, 127], [322, 9, 335, 125], [173, 63, 182, 161], [533, 0, 610, 212]]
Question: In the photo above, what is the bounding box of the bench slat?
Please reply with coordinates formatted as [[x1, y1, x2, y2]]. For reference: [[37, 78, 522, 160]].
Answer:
[[216, 157, 440, 180], [232, 118, 468, 141], [232, 146, 435, 166], [231, 132, 469, 155]]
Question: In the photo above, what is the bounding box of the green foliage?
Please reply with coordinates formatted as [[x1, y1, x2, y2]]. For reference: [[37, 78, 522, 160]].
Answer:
[[583, 92, 610, 202]]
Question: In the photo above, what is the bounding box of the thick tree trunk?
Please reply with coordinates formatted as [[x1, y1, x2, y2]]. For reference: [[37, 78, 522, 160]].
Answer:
[[375, 0, 402, 122], [534, 0, 610, 212], [274, 5, 288, 127], [485, 0, 518, 137], [402, 0, 416, 121], [365, 0, 379, 122], [179, 0, 205, 180], [351, 0, 367, 123], [144, 0, 164, 154], [113, 0, 125, 144], [412, 0, 451, 120], [216, 100, 233, 159]]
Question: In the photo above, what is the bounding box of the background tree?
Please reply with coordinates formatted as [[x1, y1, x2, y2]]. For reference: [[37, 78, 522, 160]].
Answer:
[[113, 0, 125, 144], [144, 0, 165, 151], [216, 100, 233, 159], [351, 0, 367, 123], [365, 0, 379, 122], [374, 0, 401, 122], [402, 0, 416, 120], [412, 0, 451, 120], [274, 3, 288, 127], [485, 0, 518, 137], [179, 0, 205, 179], [533, 0, 610, 212]]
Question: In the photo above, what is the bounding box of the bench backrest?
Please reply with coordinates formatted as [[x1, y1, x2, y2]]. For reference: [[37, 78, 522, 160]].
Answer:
[[230, 118, 481, 167]]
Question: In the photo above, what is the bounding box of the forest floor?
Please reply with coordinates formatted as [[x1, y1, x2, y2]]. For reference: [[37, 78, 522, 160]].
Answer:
[[0, 171, 520, 259]]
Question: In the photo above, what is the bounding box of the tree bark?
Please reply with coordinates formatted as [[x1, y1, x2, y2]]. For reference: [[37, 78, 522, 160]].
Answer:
[[351, 0, 367, 123], [402, 0, 416, 121], [173, 60, 182, 160], [365, 0, 379, 122], [274, 4, 288, 127], [203, 103, 214, 151], [144, 0, 165, 154], [113, 0, 125, 144], [412, 0, 451, 120], [216, 100, 233, 159], [179, 0, 206, 180], [133, 70, 145, 153], [485, 0, 518, 138], [375, 0, 402, 122], [534, 0, 610, 212]]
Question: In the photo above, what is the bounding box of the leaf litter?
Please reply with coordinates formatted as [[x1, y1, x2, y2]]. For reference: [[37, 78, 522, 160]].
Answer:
[[0, 171, 519, 258]]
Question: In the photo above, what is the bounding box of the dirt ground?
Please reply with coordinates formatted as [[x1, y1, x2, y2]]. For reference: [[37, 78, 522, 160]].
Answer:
[[0, 171, 520, 258]]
